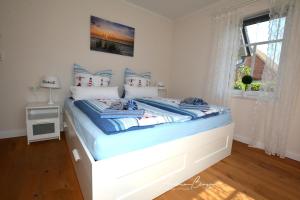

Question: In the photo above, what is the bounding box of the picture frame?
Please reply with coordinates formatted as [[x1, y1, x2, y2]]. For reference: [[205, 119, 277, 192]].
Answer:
[[90, 16, 135, 57]]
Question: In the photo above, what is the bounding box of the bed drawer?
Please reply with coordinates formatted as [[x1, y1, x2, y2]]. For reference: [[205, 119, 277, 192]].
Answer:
[[64, 126, 73, 148], [64, 112, 93, 200], [71, 135, 93, 200], [64, 115, 73, 145]]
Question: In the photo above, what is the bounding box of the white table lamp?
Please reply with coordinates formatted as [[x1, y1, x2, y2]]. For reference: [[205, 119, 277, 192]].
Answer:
[[40, 76, 60, 105], [157, 81, 165, 88]]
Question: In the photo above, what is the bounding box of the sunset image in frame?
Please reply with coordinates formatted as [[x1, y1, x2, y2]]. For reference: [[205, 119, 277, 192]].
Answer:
[[90, 16, 135, 56]]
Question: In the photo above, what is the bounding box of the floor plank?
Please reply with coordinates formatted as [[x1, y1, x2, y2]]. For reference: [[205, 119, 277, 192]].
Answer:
[[0, 135, 83, 200], [0, 135, 299, 200], [157, 141, 300, 200]]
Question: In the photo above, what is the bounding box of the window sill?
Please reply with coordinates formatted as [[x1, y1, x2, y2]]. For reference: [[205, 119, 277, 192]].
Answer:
[[232, 90, 261, 100], [232, 90, 276, 101]]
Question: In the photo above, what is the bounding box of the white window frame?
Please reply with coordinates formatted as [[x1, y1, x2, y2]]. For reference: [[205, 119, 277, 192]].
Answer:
[[232, 39, 283, 98], [232, 12, 284, 99]]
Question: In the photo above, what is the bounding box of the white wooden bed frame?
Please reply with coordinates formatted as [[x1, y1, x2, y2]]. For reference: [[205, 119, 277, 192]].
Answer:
[[64, 111, 234, 200]]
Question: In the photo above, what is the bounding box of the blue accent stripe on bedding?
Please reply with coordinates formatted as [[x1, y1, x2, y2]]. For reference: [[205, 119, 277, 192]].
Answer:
[[98, 109, 144, 118], [65, 98, 232, 161]]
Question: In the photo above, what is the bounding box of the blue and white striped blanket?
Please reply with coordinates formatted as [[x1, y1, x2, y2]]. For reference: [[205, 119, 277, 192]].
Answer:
[[74, 98, 222, 134], [74, 99, 192, 134], [135, 98, 221, 120]]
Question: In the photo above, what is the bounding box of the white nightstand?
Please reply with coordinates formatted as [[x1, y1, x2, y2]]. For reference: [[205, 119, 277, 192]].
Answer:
[[158, 86, 167, 97], [26, 102, 61, 144]]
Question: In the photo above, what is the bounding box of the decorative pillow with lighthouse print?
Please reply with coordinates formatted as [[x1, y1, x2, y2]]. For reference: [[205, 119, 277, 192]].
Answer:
[[124, 68, 151, 87], [74, 64, 112, 87]]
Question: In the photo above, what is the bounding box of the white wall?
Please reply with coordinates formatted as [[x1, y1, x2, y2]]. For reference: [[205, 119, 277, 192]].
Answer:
[[170, 0, 300, 161], [169, 6, 213, 99], [0, 0, 173, 137]]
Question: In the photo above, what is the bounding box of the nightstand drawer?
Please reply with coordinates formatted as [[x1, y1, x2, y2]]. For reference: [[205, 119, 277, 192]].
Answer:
[[27, 119, 59, 140], [32, 121, 56, 135], [26, 103, 61, 144]]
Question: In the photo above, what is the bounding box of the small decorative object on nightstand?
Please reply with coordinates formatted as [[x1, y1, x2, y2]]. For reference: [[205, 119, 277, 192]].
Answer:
[[40, 75, 60, 105], [26, 102, 60, 144], [157, 81, 167, 97]]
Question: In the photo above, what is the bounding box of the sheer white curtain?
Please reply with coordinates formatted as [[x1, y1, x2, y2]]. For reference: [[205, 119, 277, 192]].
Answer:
[[206, 11, 242, 106], [250, 0, 300, 157]]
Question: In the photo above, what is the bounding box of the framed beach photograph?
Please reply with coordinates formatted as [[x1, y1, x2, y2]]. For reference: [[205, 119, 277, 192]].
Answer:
[[90, 16, 135, 57]]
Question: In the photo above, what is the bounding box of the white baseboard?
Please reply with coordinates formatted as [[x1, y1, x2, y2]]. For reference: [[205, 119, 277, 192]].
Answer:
[[0, 129, 26, 139], [233, 134, 252, 145], [234, 133, 300, 162], [233, 134, 264, 149], [286, 151, 300, 162]]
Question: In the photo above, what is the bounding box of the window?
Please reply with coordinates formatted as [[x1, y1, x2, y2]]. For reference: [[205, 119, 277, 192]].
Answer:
[[234, 12, 286, 93]]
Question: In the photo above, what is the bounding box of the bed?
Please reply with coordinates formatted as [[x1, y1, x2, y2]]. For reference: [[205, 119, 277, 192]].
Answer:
[[64, 98, 234, 200]]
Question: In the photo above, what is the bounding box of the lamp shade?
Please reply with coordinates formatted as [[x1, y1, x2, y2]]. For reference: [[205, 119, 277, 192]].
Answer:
[[157, 81, 165, 87], [40, 76, 60, 88]]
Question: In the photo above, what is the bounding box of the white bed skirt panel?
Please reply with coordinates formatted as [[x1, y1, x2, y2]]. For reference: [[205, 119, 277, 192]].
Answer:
[[64, 111, 234, 200]]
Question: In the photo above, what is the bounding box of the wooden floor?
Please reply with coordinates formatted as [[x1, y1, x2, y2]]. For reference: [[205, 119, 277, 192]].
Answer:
[[0, 135, 83, 200], [0, 135, 299, 200]]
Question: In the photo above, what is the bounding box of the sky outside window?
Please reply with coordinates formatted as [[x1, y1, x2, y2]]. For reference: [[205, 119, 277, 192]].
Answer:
[[245, 17, 286, 64]]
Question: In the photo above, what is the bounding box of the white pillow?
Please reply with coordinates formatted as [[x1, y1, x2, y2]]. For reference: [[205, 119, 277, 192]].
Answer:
[[70, 86, 119, 100], [74, 63, 112, 87], [124, 68, 151, 87], [124, 85, 158, 98]]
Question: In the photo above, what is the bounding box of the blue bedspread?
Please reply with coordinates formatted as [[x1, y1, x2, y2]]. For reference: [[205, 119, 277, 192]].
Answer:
[[74, 98, 223, 134]]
